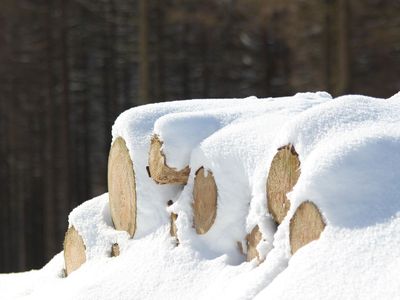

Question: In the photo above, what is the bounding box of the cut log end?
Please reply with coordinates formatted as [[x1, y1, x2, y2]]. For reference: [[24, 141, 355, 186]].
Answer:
[[148, 135, 190, 184], [246, 225, 263, 262], [267, 144, 301, 224], [193, 167, 217, 234], [111, 243, 120, 257], [289, 201, 326, 255], [170, 213, 178, 240], [108, 137, 137, 237], [64, 226, 86, 276]]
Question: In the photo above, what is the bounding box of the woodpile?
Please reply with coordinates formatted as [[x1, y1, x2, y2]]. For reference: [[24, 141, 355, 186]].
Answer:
[[108, 137, 137, 237], [64, 226, 86, 276], [148, 135, 190, 184], [266, 144, 301, 224], [64, 115, 329, 274], [193, 167, 218, 234], [289, 201, 325, 254]]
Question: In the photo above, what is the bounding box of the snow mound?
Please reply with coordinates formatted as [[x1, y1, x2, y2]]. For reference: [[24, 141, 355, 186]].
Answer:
[[2, 92, 400, 300]]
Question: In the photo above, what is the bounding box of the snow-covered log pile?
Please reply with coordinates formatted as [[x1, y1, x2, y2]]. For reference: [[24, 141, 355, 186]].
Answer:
[[3, 92, 400, 299]]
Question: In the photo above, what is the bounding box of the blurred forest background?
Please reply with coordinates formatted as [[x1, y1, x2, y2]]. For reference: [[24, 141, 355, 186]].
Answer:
[[0, 0, 399, 272]]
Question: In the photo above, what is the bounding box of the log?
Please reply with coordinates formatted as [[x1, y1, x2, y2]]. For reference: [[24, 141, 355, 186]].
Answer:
[[266, 144, 301, 224], [289, 201, 326, 254], [108, 137, 137, 237], [167, 200, 178, 240], [193, 167, 217, 234], [170, 213, 178, 239], [148, 135, 191, 184], [246, 225, 263, 262], [64, 226, 86, 276], [111, 243, 120, 257]]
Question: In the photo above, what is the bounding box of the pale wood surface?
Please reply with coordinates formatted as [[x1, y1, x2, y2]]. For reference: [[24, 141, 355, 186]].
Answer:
[[148, 135, 190, 184], [267, 144, 301, 224], [246, 225, 263, 262], [108, 137, 137, 237], [64, 226, 86, 276], [111, 243, 120, 257], [193, 167, 217, 234], [289, 201, 326, 254]]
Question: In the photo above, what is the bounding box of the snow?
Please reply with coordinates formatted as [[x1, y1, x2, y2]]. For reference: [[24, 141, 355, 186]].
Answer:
[[2, 92, 400, 300], [170, 92, 332, 259], [111, 97, 261, 238]]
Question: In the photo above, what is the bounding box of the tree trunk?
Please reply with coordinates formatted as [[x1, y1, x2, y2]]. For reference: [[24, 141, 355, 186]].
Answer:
[[336, 0, 350, 95], [138, 0, 149, 104]]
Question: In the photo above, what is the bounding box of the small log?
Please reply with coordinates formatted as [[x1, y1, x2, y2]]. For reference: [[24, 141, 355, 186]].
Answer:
[[246, 225, 263, 262], [148, 135, 191, 184], [193, 167, 217, 234], [170, 213, 178, 239], [266, 144, 301, 224], [289, 201, 326, 254], [167, 200, 178, 239], [108, 137, 137, 237], [111, 243, 120, 257], [64, 226, 86, 276]]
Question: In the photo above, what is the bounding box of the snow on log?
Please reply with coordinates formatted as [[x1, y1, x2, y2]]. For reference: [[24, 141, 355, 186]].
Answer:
[[246, 225, 263, 262], [266, 144, 301, 224], [148, 135, 190, 184], [64, 226, 86, 276], [289, 201, 325, 254], [193, 167, 217, 234], [108, 137, 137, 237]]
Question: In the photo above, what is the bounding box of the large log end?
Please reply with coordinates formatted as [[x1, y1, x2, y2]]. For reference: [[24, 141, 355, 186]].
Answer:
[[289, 201, 326, 254], [148, 135, 190, 184], [193, 167, 217, 234], [267, 144, 301, 224], [64, 226, 86, 276], [108, 137, 137, 237]]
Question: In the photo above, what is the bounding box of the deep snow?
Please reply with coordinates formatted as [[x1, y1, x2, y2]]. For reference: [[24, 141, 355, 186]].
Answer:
[[1, 92, 400, 300]]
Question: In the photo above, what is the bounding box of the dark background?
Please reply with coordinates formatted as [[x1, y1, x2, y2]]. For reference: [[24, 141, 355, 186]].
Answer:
[[0, 0, 399, 272]]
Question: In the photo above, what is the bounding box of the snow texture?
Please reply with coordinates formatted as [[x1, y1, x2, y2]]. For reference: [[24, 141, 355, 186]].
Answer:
[[111, 97, 262, 238], [2, 92, 400, 300]]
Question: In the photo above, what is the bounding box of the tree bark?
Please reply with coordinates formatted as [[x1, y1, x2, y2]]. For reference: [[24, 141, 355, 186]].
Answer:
[[336, 0, 350, 95], [138, 0, 150, 104]]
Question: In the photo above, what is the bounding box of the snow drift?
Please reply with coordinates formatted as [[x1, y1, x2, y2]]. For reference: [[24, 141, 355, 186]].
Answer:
[[1, 92, 400, 300]]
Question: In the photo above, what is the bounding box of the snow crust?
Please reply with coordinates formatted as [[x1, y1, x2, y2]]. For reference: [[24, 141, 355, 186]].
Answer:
[[2, 92, 400, 300]]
